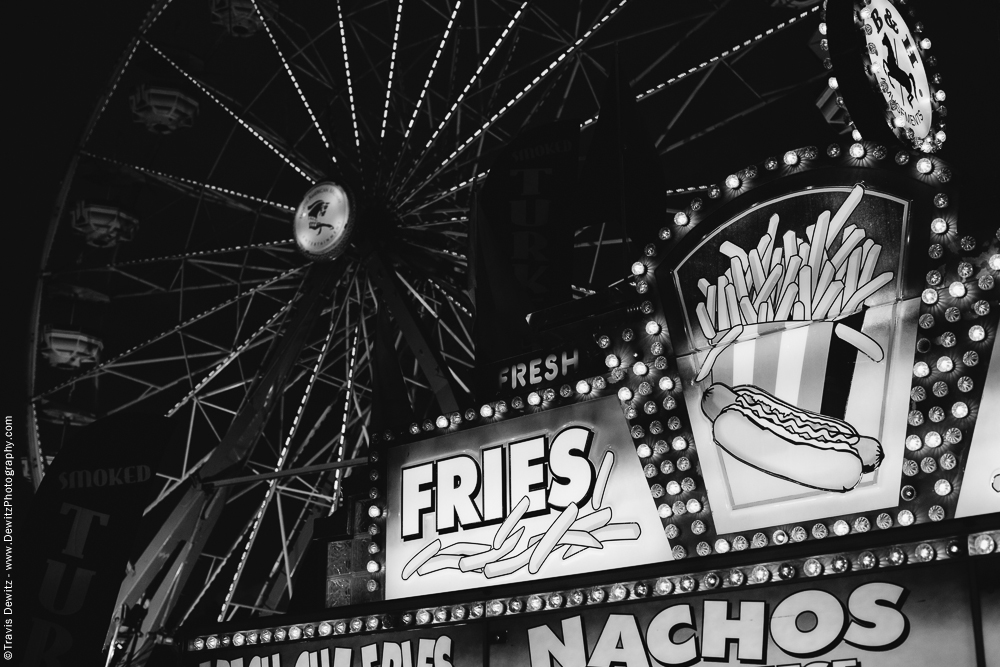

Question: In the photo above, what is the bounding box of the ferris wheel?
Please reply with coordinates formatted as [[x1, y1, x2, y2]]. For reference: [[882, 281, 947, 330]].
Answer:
[[24, 0, 837, 659]]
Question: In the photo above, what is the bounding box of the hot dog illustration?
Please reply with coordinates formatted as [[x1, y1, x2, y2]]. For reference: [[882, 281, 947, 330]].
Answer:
[[702, 383, 883, 493]]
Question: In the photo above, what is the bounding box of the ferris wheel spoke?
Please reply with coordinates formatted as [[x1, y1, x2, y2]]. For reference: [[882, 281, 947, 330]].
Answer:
[[250, 0, 335, 157], [379, 0, 405, 147], [46, 241, 296, 279], [335, 0, 363, 166], [83, 151, 296, 216], [390, 1, 529, 200], [83, 0, 177, 146], [404, 171, 489, 214], [396, 0, 633, 207], [581, 5, 823, 130], [658, 69, 827, 156], [34, 266, 304, 400], [142, 39, 321, 184], [167, 301, 291, 417], [219, 284, 343, 620], [390, 0, 464, 191]]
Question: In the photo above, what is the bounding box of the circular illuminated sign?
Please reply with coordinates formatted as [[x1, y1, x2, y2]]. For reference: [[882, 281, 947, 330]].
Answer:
[[861, 0, 932, 140], [293, 182, 355, 260]]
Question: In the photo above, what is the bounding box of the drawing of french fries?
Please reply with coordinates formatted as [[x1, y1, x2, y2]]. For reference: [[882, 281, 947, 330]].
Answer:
[[693, 184, 893, 382], [401, 450, 642, 580]]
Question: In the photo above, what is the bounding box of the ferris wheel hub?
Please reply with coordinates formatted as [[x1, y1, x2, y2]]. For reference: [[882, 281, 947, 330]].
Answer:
[[293, 182, 356, 261]]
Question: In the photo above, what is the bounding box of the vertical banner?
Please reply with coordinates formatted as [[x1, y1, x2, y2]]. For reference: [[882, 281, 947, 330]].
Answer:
[[479, 119, 578, 313], [16, 412, 169, 667], [474, 120, 579, 382]]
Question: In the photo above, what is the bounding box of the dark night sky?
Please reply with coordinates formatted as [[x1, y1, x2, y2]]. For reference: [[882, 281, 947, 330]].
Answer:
[[8, 1, 147, 409]]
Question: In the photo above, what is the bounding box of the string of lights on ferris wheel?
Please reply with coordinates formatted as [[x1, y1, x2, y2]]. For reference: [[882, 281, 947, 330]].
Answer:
[[166, 299, 296, 418], [335, 0, 362, 166], [82, 152, 297, 212], [398, 0, 630, 208], [83, 0, 176, 146], [220, 297, 344, 621], [251, 0, 334, 156], [329, 321, 365, 515], [53, 239, 296, 273], [390, 0, 530, 200], [34, 265, 305, 401], [143, 40, 319, 184], [380, 0, 405, 144], [580, 5, 822, 130], [395, 0, 463, 172], [400, 7, 821, 211]]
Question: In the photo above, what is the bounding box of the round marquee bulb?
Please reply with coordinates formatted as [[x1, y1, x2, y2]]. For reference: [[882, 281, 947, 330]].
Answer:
[[435, 415, 449, 429], [969, 325, 986, 342], [617, 387, 633, 402], [930, 218, 947, 234], [912, 361, 930, 378], [633, 361, 648, 376], [576, 380, 591, 394], [949, 282, 966, 298], [920, 38, 932, 50], [921, 288, 939, 305], [783, 151, 799, 166], [636, 443, 652, 458], [725, 174, 741, 189], [849, 142, 866, 158], [673, 211, 689, 226], [645, 321, 661, 335], [852, 129, 863, 142], [989, 254, 1000, 271], [480, 404, 494, 418], [631, 261, 646, 276], [916, 158, 933, 174], [605, 354, 620, 369], [828, 76, 838, 89], [937, 356, 954, 373], [527, 392, 541, 406]]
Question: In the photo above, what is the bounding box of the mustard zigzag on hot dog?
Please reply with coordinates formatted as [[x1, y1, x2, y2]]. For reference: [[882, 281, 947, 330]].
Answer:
[[702, 383, 883, 493], [729, 385, 859, 449]]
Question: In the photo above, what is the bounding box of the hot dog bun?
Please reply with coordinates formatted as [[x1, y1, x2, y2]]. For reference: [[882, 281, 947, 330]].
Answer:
[[702, 383, 739, 422], [702, 382, 882, 492], [713, 410, 864, 492]]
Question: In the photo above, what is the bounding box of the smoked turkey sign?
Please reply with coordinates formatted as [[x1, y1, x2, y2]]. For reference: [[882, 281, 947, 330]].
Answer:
[[385, 398, 672, 600]]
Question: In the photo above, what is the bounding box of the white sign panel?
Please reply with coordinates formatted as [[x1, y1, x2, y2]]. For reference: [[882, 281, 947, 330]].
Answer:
[[385, 397, 672, 600], [671, 186, 917, 534]]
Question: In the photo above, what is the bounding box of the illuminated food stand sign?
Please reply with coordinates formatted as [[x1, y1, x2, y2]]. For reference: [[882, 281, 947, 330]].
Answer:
[[386, 398, 672, 600], [184, 142, 999, 665], [490, 562, 978, 667]]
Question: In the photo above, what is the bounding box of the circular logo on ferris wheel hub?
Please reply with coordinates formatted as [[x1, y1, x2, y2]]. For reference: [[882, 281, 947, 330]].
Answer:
[[862, 0, 932, 139], [293, 182, 355, 261]]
